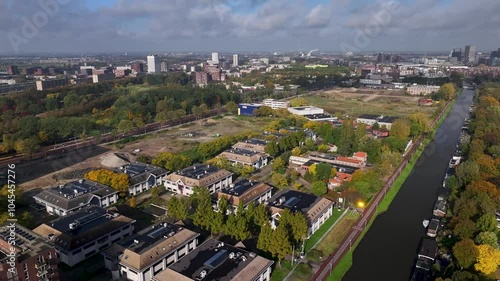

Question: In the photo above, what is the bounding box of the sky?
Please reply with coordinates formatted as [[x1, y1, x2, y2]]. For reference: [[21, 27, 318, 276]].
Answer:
[[0, 0, 499, 54]]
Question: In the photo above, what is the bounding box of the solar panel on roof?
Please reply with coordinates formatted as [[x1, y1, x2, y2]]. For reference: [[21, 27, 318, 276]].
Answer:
[[284, 197, 300, 208], [204, 249, 228, 269], [148, 226, 173, 239]]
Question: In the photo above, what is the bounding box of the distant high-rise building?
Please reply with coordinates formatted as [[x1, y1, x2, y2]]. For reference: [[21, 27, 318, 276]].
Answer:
[[195, 72, 211, 85], [6, 65, 18, 75], [451, 48, 462, 62], [464, 45, 476, 65], [233, 54, 239, 67], [490, 48, 500, 66], [161, 62, 168, 72], [212, 52, 219, 64], [130, 62, 144, 73], [147, 55, 161, 74]]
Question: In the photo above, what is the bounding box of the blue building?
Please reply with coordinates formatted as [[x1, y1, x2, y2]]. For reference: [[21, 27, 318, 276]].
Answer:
[[238, 103, 262, 116]]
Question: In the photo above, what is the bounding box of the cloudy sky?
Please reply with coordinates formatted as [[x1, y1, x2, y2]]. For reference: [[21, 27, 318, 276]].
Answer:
[[1, 0, 499, 54]]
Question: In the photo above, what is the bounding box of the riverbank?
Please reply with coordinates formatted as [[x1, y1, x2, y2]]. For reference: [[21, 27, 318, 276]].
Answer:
[[326, 91, 463, 281]]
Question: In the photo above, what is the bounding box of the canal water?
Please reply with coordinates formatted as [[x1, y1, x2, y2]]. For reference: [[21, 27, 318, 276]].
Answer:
[[343, 89, 475, 281]]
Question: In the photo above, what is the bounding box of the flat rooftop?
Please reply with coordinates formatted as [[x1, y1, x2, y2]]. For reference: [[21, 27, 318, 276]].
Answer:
[[304, 114, 337, 120], [46, 179, 111, 199], [357, 114, 381, 120], [178, 164, 223, 180], [118, 223, 182, 254], [267, 189, 321, 212], [224, 148, 260, 157], [243, 138, 268, 146], [49, 205, 117, 235], [221, 179, 264, 197], [118, 162, 168, 178], [156, 239, 273, 281], [378, 116, 398, 123], [0, 224, 53, 263], [303, 160, 358, 174]]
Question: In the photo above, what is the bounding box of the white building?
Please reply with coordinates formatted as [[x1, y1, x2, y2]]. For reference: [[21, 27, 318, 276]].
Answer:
[[287, 106, 324, 116], [406, 84, 441, 96], [232, 54, 239, 67], [147, 55, 161, 74], [163, 164, 233, 196], [360, 79, 382, 85], [115, 162, 170, 196], [267, 189, 334, 237], [211, 52, 219, 64], [152, 239, 273, 281], [262, 99, 290, 109], [464, 45, 476, 65], [102, 223, 199, 281], [34, 179, 119, 216], [33, 206, 135, 267]]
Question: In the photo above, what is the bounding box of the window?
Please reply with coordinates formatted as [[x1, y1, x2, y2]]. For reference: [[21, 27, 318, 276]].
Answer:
[[110, 230, 120, 236], [85, 251, 95, 258], [98, 237, 108, 244], [83, 242, 95, 250], [73, 249, 82, 255], [24, 272, 29, 279], [99, 244, 109, 251]]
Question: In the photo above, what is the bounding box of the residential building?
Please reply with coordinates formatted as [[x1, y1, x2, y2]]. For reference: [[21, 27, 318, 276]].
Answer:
[[147, 55, 161, 74], [93, 73, 115, 83], [218, 148, 268, 169], [356, 114, 381, 126], [195, 72, 210, 85], [464, 45, 476, 65], [302, 114, 338, 122], [289, 153, 359, 175], [237, 103, 262, 116], [33, 206, 135, 267], [232, 54, 239, 67], [163, 164, 233, 196], [288, 106, 324, 116], [35, 78, 68, 91], [0, 224, 60, 281], [359, 79, 382, 85], [34, 179, 119, 216], [262, 99, 290, 109], [80, 65, 94, 76], [102, 223, 199, 281], [329, 172, 352, 189], [131, 63, 144, 73], [232, 139, 269, 154], [267, 189, 334, 236], [160, 62, 168, 72], [377, 116, 398, 130], [115, 162, 169, 196], [490, 48, 500, 66], [152, 239, 273, 281], [217, 179, 273, 211], [115, 66, 132, 78], [6, 65, 18, 75], [406, 84, 441, 96], [211, 52, 219, 64]]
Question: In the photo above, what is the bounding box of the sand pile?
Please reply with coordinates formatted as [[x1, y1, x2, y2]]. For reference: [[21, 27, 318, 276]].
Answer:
[[100, 152, 132, 168]]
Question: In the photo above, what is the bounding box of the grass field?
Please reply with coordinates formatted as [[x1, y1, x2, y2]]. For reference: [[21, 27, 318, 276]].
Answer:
[[314, 211, 360, 255], [303, 89, 437, 118]]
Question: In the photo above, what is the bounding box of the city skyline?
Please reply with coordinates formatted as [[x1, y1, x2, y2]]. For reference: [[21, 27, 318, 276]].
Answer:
[[1, 0, 499, 54]]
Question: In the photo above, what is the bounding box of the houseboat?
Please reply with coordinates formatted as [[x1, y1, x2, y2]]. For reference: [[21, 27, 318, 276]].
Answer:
[[426, 218, 440, 238]]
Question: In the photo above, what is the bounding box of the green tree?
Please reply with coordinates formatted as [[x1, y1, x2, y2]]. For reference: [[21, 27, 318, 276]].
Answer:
[[453, 219, 476, 239], [456, 160, 480, 186], [389, 119, 410, 140], [476, 213, 498, 233], [338, 118, 355, 155], [475, 232, 499, 248], [225, 101, 238, 114], [269, 224, 292, 265], [257, 223, 273, 252], [311, 181, 328, 196], [290, 97, 308, 107], [265, 141, 280, 157], [314, 162, 333, 181], [451, 271, 479, 281], [167, 197, 190, 221], [254, 204, 269, 227], [271, 157, 286, 174], [452, 239, 478, 269], [272, 173, 288, 189], [128, 196, 137, 207]]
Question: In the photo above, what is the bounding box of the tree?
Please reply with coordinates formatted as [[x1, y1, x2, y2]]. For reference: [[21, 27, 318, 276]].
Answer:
[[225, 101, 238, 114], [453, 219, 477, 239], [408, 112, 430, 136], [14, 138, 40, 156], [389, 119, 410, 140], [317, 144, 330, 153], [128, 196, 137, 207], [167, 197, 189, 221], [355, 123, 367, 149], [452, 239, 478, 269], [476, 213, 498, 233], [315, 162, 333, 181], [151, 186, 161, 199], [311, 181, 328, 196], [290, 97, 308, 107], [269, 224, 292, 265], [338, 118, 355, 155], [254, 204, 269, 227], [272, 173, 288, 189], [271, 157, 286, 174], [475, 232, 499, 248], [257, 223, 273, 252], [265, 142, 280, 157], [456, 160, 480, 186], [451, 271, 479, 281], [291, 147, 302, 156], [474, 244, 500, 275], [440, 82, 456, 100], [117, 119, 135, 132]]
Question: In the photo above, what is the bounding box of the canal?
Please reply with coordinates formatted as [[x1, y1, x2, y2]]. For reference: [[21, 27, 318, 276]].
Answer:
[[343, 88, 475, 281]]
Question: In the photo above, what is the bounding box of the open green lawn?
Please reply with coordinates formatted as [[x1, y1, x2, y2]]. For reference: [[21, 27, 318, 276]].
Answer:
[[314, 211, 360, 255], [304, 209, 345, 252]]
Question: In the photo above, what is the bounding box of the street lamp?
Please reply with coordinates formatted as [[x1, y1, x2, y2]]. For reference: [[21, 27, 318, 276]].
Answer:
[[357, 201, 365, 208]]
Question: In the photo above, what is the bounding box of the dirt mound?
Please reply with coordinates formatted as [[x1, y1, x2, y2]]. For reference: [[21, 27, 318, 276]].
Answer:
[[100, 152, 132, 168]]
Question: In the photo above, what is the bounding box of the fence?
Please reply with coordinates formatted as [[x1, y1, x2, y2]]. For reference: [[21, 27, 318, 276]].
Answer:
[[310, 98, 454, 281]]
